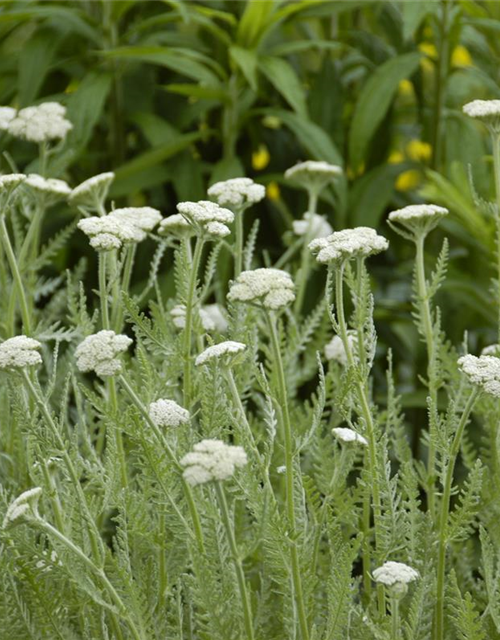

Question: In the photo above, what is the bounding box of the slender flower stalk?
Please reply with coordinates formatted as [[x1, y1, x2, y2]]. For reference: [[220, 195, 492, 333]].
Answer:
[[265, 311, 310, 640], [391, 596, 400, 640], [294, 188, 318, 314], [214, 482, 255, 640], [0, 215, 31, 334], [435, 388, 480, 640]]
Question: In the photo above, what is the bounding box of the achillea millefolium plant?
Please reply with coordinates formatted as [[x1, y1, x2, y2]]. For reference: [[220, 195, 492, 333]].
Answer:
[[2, 3, 500, 640]]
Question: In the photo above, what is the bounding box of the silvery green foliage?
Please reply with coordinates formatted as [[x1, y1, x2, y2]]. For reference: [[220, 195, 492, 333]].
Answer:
[[1, 104, 500, 640]]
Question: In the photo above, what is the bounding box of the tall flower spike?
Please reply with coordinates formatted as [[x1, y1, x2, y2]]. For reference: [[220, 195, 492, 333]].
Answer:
[[388, 204, 448, 237], [458, 354, 500, 398], [195, 340, 247, 367], [285, 160, 342, 193], [463, 99, 500, 134], [3, 487, 42, 529], [75, 330, 132, 377], [177, 200, 234, 238], [69, 172, 115, 213], [0, 336, 42, 370], [309, 227, 388, 264], [372, 561, 419, 597], [228, 268, 296, 310], [208, 177, 265, 209], [149, 399, 190, 428], [180, 439, 248, 486], [8, 102, 72, 143]]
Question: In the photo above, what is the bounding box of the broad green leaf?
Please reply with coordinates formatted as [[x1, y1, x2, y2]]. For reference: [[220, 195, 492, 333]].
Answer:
[[236, 0, 275, 49], [0, 5, 99, 42], [164, 83, 229, 102], [268, 40, 344, 57], [261, 108, 342, 164], [349, 164, 402, 228], [400, 1, 436, 41], [259, 56, 307, 118], [349, 52, 421, 170], [230, 46, 258, 91], [129, 113, 180, 147], [18, 27, 62, 106], [101, 46, 219, 84]]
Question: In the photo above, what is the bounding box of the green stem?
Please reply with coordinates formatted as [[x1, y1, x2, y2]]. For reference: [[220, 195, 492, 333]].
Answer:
[[0, 216, 32, 334], [431, 0, 450, 170], [183, 236, 204, 408], [435, 389, 479, 640], [294, 189, 318, 315], [234, 206, 244, 279], [214, 482, 254, 640], [157, 511, 167, 611], [391, 596, 400, 640], [118, 374, 205, 553], [266, 311, 310, 640], [333, 264, 384, 614], [40, 459, 65, 534], [491, 132, 500, 343], [415, 233, 438, 517], [37, 520, 144, 640], [99, 251, 110, 329]]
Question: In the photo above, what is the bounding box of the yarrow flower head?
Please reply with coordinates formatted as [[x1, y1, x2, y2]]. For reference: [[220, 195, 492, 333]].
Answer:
[[177, 200, 234, 239], [180, 439, 248, 486], [0, 336, 42, 370], [458, 354, 500, 398], [388, 204, 448, 237], [0, 173, 26, 208], [309, 227, 388, 264], [373, 561, 419, 597], [170, 304, 219, 332], [78, 214, 147, 251], [482, 344, 500, 357], [324, 332, 357, 366], [202, 304, 228, 333], [149, 399, 190, 428], [293, 212, 333, 239], [227, 268, 295, 310], [285, 160, 342, 194], [3, 487, 42, 529], [24, 174, 71, 205], [109, 207, 162, 233], [8, 102, 72, 143], [332, 427, 368, 446], [208, 177, 266, 209], [158, 213, 196, 239], [75, 330, 132, 377], [195, 341, 247, 367], [463, 99, 500, 133], [0, 106, 16, 131], [69, 172, 115, 212]]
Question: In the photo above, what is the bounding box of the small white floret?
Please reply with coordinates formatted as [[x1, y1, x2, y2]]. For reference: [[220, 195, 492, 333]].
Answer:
[[463, 99, 500, 131], [388, 204, 448, 236], [372, 561, 419, 588], [208, 177, 265, 208], [177, 200, 234, 237], [309, 227, 388, 264], [458, 354, 500, 398], [195, 341, 246, 366], [180, 439, 248, 486], [75, 330, 132, 377], [332, 427, 368, 446], [149, 399, 190, 428], [24, 174, 71, 199], [110, 207, 162, 232], [0, 336, 42, 370], [285, 160, 342, 192], [227, 268, 295, 310], [8, 102, 72, 143]]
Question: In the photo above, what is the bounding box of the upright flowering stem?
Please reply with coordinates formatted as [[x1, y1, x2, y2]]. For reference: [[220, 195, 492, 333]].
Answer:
[[435, 388, 479, 640], [99, 252, 110, 329], [234, 205, 244, 279], [183, 236, 204, 408], [294, 188, 318, 315], [0, 216, 32, 335], [391, 596, 400, 640], [415, 232, 438, 516], [333, 264, 384, 614], [214, 482, 254, 640], [266, 311, 310, 640], [118, 374, 205, 553], [491, 132, 500, 342]]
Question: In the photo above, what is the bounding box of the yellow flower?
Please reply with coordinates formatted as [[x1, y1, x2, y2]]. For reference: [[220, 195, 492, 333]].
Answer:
[[346, 162, 365, 180], [398, 79, 414, 98], [395, 170, 421, 192], [418, 42, 438, 59], [451, 45, 472, 68], [406, 140, 432, 163], [262, 115, 282, 129], [252, 145, 270, 171], [388, 150, 404, 165], [267, 181, 280, 201]]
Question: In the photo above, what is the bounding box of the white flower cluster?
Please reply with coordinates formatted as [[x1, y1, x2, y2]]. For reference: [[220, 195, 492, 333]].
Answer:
[[24, 173, 71, 202], [227, 268, 295, 310], [285, 160, 342, 192], [180, 439, 248, 486], [75, 330, 132, 377], [373, 561, 419, 596], [482, 344, 500, 357], [293, 212, 333, 239], [332, 427, 367, 446], [388, 204, 448, 235], [324, 332, 357, 365], [149, 399, 190, 428], [309, 227, 389, 264], [8, 102, 72, 143], [0, 106, 16, 131], [170, 304, 227, 332], [195, 340, 247, 366], [0, 173, 26, 206], [463, 99, 500, 132], [208, 177, 265, 209], [177, 200, 234, 238], [0, 336, 42, 370], [3, 487, 42, 529], [159, 213, 195, 239], [458, 354, 500, 398], [78, 207, 160, 251], [69, 172, 115, 211]]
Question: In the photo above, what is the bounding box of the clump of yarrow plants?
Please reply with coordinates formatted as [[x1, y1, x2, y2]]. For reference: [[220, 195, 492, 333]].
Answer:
[[1, 97, 500, 640]]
